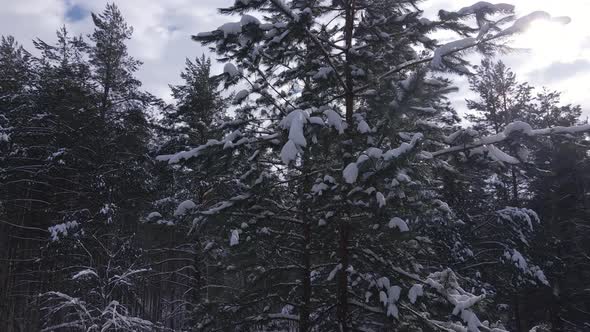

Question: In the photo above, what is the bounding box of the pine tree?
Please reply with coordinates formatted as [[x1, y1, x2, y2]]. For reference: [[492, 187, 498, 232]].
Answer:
[[0, 35, 39, 331], [85, 3, 152, 230], [89, 3, 142, 121], [446, 59, 585, 331], [146, 55, 230, 329], [167, 55, 225, 147], [525, 92, 587, 330], [35, 5, 156, 330], [466, 60, 532, 135], [2, 1, 589, 331], [157, 1, 581, 331], [529, 140, 590, 330]]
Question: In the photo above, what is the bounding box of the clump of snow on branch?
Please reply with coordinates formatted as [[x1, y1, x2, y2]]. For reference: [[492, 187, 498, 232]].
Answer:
[[486, 145, 520, 165], [354, 113, 372, 134], [375, 279, 402, 319], [503, 121, 533, 136], [279, 109, 310, 164], [433, 122, 590, 158], [72, 269, 98, 281], [388, 217, 409, 232], [230, 229, 240, 246], [426, 269, 489, 331], [383, 133, 423, 160], [312, 66, 334, 80], [408, 284, 424, 304], [48, 221, 79, 242], [376, 192, 386, 208], [496, 207, 539, 231], [455, 2, 514, 16], [343, 134, 423, 184], [213, 13, 261, 38], [218, 22, 242, 38], [146, 212, 162, 221], [431, 38, 476, 70], [503, 249, 549, 286], [223, 63, 240, 77], [324, 109, 345, 134], [343, 162, 359, 184], [233, 89, 250, 104], [174, 200, 197, 216]]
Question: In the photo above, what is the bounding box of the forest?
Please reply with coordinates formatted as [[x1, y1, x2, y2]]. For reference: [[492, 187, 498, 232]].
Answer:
[[0, 1, 589, 331]]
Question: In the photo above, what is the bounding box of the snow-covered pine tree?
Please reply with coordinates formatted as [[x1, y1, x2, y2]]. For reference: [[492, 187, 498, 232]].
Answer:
[[445, 59, 584, 330], [86, 3, 154, 233], [518, 90, 585, 330], [34, 5, 156, 330], [0, 26, 108, 329], [145, 55, 232, 328], [527, 136, 590, 330], [0, 35, 40, 331], [90, 3, 143, 122], [158, 1, 583, 331], [466, 60, 532, 136], [166, 55, 226, 147]]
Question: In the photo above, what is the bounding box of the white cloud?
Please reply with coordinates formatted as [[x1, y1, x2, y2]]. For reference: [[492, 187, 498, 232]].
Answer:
[[1, 0, 588, 114], [0, 0, 66, 48], [0, 0, 233, 102]]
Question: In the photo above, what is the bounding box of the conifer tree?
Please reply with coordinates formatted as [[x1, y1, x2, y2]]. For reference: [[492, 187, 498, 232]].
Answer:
[[0, 35, 39, 331], [89, 3, 142, 121], [147, 55, 230, 329], [2, 1, 590, 331], [528, 138, 590, 330], [167, 55, 225, 147], [34, 5, 155, 330], [158, 1, 582, 331], [446, 59, 584, 331]]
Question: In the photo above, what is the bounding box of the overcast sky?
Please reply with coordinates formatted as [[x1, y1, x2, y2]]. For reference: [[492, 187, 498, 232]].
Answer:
[[1, 0, 588, 117]]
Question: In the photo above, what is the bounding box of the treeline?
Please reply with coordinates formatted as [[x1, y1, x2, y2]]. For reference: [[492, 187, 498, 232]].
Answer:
[[0, 2, 589, 332]]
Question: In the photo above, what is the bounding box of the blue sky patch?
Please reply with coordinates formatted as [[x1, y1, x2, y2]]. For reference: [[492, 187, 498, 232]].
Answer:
[[65, 3, 88, 22]]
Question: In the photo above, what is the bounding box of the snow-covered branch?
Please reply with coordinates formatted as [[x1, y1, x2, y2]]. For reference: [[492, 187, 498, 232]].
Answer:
[[432, 122, 590, 158]]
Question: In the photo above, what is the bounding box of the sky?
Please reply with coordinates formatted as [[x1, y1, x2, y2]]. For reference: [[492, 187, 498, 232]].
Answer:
[[1, 0, 589, 117]]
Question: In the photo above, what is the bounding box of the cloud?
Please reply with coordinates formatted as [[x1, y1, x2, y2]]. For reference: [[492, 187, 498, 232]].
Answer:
[[0, 0, 234, 102], [1, 0, 588, 115], [528, 59, 590, 84], [0, 0, 66, 49]]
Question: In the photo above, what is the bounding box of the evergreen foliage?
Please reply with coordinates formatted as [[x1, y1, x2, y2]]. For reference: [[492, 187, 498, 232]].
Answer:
[[0, 2, 588, 332]]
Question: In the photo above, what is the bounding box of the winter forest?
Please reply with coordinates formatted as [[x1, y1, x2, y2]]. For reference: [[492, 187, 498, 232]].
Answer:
[[1, 0, 590, 331]]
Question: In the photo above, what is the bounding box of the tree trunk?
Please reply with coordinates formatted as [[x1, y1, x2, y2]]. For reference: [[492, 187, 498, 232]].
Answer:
[[300, 213, 312, 332], [299, 159, 312, 332], [514, 294, 522, 332], [190, 235, 203, 330], [337, 1, 356, 330], [336, 221, 350, 332], [511, 166, 519, 207]]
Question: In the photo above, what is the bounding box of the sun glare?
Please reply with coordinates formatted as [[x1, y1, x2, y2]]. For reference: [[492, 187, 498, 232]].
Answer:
[[512, 19, 580, 66]]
